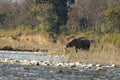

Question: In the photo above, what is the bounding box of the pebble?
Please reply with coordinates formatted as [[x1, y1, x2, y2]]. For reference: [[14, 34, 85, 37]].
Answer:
[[95, 67, 104, 71], [75, 62, 80, 66], [55, 69, 63, 73], [69, 63, 76, 68], [87, 64, 94, 68], [56, 62, 64, 66], [111, 64, 116, 67], [96, 64, 101, 67], [0, 58, 118, 70], [81, 63, 87, 67], [30, 60, 39, 65]]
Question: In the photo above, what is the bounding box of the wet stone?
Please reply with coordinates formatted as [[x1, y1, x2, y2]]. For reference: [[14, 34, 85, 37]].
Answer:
[[55, 69, 63, 73], [111, 64, 116, 67]]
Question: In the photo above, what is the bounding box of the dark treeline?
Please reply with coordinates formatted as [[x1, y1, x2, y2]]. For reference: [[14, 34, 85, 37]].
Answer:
[[0, 0, 120, 35]]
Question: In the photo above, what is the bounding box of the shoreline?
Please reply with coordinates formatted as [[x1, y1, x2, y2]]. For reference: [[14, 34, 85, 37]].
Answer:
[[0, 51, 116, 68], [0, 34, 120, 66], [0, 58, 119, 80], [0, 46, 48, 52], [0, 56, 116, 69], [0, 51, 120, 80]]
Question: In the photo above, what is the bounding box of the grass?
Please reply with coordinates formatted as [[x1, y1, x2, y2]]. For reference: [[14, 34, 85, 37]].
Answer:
[[0, 29, 120, 65], [43, 39, 120, 65], [57, 43, 120, 65]]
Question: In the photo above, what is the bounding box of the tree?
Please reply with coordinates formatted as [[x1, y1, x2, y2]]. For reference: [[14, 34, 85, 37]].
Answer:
[[66, 0, 108, 33], [0, 11, 6, 26], [32, 0, 69, 34], [102, 7, 120, 33], [52, 0, 68, 34]]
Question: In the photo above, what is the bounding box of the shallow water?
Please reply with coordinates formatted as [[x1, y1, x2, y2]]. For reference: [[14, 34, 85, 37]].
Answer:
[[0, 51, 66, 62], [0, 51, 120, 80]]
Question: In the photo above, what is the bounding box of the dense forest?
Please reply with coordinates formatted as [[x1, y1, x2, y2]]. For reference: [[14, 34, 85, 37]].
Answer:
[[0, 0, 120, 47]]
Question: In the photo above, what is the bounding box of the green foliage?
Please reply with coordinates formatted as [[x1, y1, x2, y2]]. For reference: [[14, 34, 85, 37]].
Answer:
[[30, 2, 57, 35], [0, 11, 6, 25], [11, 35, 17, 40], [0, 0, 120, 44], [111, 33, 120, 48], [59, 26, 68, 35], [100, 22, 113, 33], [52, 0, 68, 26], [30, 0, 69, 35], [53, 0, 68, 34], [16, 25, 35, 34], [104, 8, 120, 21], [33, 0, 49, 4], [102, 7, 120, 32], [100, 34, 112, 44], [99, 33, 120, 48]]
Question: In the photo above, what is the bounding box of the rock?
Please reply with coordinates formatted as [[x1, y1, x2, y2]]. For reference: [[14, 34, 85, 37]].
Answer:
[[63, 62, 69, 67], [56, 62, 64, 66], [45, 61, 52, 66], [20, 60, 31, 65], [84, 66, 91, 69], [75, 62, 80, 66], [111, 64, 116, 67], [3, 58, 18, 64], [30, 60, 39, 65], [96, 64, 101, 67], [69, 63, 76, 68], [55, 69, 63, 73], [23, 67, 30, 71], [0, 46, 14, 51], [40, 61, 51, 66], [95, 67, 104, 71], [36, 62, 40, 66], [87, 64, 94, 68], [10, 59, 18, 64], [4, 58, 9, 62], [40, 62, 46, 66], [81, 63, 87, 67]]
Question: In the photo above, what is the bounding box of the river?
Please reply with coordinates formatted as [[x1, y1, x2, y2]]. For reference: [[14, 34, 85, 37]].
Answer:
[[0, 51, 120, 80]]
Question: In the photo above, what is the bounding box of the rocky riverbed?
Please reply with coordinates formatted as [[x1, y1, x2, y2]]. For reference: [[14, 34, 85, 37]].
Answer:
[[0, 51, 120, 80]]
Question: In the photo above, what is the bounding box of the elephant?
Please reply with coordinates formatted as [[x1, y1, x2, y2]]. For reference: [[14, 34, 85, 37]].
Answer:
[[66, 37, 90, 52]]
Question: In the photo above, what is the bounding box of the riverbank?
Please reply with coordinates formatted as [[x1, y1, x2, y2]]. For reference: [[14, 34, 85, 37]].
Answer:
[[0, 33, 120, 65], [0, 54, 120, 80]]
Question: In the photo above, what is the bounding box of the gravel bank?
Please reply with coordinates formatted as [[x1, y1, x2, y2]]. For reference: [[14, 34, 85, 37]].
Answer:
[[0, 57, 120, 80], [0, 51, 120, 80]]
